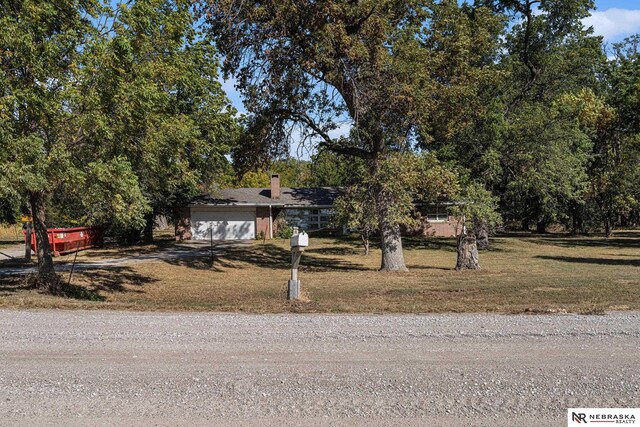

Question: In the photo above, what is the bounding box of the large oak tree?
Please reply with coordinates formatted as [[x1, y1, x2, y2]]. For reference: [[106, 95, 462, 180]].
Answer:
[[200, 0, 501, 271]]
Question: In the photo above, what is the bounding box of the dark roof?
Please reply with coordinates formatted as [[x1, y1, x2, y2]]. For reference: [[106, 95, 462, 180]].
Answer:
[[190, 187, 342, 207]]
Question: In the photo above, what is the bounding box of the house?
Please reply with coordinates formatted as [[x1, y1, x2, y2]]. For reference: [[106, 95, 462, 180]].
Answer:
[[175, 174, 461, 241], [176, 174, 339, 241]]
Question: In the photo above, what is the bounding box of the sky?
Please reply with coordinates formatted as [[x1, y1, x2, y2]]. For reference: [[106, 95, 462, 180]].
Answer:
[[221, 0, 640, 158], [584, 0, 640, 45]]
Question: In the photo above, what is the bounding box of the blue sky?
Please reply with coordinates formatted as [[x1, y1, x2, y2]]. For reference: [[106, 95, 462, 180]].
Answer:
[[584, 0, 640, 45]]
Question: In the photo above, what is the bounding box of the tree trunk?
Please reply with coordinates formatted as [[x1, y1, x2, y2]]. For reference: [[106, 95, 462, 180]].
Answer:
[[604, 215, 612, 238], [620, 213, 628, 227], [379, 221, 407, 271], [473, 216, 490, 250], [142, 211, 154, 244], [456, 228, 480, 270], [24, 221, 32, 261], [536, 220, 546, 234], [373, 160, 408, 271], [28, 191, 60, 293], [361, 229, 370, 256], [522, 218, 530, 231]]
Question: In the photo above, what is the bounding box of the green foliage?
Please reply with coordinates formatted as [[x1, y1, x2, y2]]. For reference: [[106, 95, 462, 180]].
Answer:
[[556, 38, 640, 233], [234, 158, 311, 188], [429, 0, 613, 231], [0, 0, 238, 238], [0, 197, 20, 224], [0, 0, 101, 198], [85, 0, 240, 221], [277, 226, 294, 240], [307, 151, 364, 187], [81, 157, 151, 231], [501, 102, 592, 226], [333, 186, 378, 235], [271, 159, 311, 187], [236, 171, 271, 188], [450, 182, 502, 231], [234, 153, 357, 189], [334, 152, 461, 232]]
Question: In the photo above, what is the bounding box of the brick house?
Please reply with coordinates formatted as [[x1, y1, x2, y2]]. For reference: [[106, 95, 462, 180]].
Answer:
[[176, 174, 461, 241]]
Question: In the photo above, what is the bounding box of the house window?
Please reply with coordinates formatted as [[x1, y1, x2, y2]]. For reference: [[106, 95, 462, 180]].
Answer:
[[283, 208, 335, 230], [425, 204, 448, 222]]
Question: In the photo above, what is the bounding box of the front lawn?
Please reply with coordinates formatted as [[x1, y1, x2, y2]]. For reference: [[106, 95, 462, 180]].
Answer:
[[1, 232, 638, 313]]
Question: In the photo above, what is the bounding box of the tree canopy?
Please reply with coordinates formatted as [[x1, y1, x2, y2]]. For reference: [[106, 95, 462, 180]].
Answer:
[[2, 0, 638, 288], [0, 0, 238, 290]]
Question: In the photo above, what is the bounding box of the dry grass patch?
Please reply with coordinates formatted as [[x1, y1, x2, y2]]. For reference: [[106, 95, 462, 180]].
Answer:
[[0, 232, 638, 313], [0, 224, 23, 249]]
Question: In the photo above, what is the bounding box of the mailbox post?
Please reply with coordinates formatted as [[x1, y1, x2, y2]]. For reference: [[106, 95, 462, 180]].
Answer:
[[288, 227, 308, 300]]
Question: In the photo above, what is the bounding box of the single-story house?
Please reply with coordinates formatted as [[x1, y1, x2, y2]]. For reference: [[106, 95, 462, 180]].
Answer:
[[175, 174, 461, 241]]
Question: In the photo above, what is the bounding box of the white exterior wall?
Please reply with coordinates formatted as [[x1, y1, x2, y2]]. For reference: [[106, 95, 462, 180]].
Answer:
[[190, 207, 256, 240]]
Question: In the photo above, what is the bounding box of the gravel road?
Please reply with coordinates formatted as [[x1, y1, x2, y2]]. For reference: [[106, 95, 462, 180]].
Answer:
[[0, 310, 638, 426]]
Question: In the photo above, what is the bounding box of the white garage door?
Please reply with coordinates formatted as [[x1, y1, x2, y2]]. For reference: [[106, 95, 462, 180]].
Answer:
[[191, 208, 255, 240]]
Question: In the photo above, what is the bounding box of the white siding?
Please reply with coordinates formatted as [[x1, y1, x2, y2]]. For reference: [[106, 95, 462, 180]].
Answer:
[[191, 207, 255, 240]]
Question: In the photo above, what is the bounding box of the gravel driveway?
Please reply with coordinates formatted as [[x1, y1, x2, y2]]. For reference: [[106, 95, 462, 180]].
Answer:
[[0, 310, 638, 426]]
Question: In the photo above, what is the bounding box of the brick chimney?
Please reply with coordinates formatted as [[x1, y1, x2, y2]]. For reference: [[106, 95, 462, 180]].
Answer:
[[270, 173, 280, 199]]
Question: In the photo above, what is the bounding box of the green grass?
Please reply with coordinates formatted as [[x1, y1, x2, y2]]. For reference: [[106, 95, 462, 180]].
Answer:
[[0, 232, 638, 313]]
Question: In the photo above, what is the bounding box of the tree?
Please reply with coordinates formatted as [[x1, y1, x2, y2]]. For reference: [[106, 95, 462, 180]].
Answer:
[[0, 0, 147, 291], [560, 37, 640, 236], [0, 0, 237, 291], [601, 36, 640, 234], [87, 0, 239, 242], [450, 182, 501, 270], [334, 152, 460, 259], [234, 158, 311, 188], [271, 158, 311, 187], [200, 0, 501, 271], [333, 186, 378, 256], [431, 0, 605, 234], [306, 151, 354, 187]]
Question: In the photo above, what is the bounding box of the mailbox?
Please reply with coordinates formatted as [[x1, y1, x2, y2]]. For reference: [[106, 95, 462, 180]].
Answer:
[[290, 231, 309, 248]]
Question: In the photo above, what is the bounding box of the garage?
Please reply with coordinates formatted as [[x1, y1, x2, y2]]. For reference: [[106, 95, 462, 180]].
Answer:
[[190, 207, 256, 240]]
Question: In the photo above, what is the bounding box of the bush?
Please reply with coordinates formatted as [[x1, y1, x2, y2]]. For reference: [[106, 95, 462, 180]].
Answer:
[[277, 226, 293, 239]]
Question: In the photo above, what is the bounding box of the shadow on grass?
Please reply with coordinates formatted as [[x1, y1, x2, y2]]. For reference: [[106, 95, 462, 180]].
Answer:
[[402, 237, 457, 251], [536, 255, 640, 267], [81, 238, 177, 259], [0, 239, 22, 247], [60, 283, 106, 301], [532, 238, 640, 249], [0, 274, 105, 301], [306, 246, 363, 256], [405, 264, 455, 271], [0, 265, 155, 300], [75, 267, 156, 293], [511, 231, 640, 249], [0, 258, 33, 269], [0, 276, 32, 294], [164, 242, 370, 272]]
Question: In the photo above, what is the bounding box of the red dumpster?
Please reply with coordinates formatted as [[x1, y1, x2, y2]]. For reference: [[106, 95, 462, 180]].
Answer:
[[25, 226, 103, 257]]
